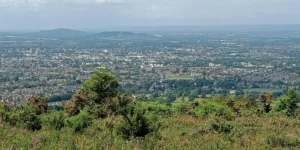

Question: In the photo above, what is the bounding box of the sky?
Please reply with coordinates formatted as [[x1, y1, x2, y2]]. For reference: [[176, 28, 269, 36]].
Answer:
[[0, 0, 300, 31]]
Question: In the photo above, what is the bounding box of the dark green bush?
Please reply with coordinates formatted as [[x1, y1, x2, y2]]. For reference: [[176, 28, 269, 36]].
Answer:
[[113, 102, 162, 139], [8, 107, 42, 131], [65, 108, 93, 133], [272, 90, 298, 116]]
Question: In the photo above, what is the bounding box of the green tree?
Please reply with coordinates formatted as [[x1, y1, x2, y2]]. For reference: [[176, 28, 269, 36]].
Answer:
[[83, 69, 119, 104]]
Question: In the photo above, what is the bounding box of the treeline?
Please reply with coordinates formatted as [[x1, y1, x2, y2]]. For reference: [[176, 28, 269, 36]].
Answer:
[[48, 93, 73, 103], [120, 77, 286, 103]]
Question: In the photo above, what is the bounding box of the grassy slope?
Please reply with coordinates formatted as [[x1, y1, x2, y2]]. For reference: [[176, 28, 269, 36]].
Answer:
[[1, 115, 300, 149]]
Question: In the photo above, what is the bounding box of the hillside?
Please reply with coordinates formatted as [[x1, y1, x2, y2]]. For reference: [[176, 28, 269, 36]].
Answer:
[[24, 28, 89, 38], [92, 31, 152, 38]]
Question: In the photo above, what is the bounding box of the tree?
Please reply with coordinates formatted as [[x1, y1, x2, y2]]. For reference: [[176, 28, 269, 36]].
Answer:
[[83, 69, 119, 104], [27, 96, 48, 115]]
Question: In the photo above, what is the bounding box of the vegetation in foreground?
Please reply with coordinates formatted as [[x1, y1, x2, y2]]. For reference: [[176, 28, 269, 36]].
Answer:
[[1, 69, 300, 150]]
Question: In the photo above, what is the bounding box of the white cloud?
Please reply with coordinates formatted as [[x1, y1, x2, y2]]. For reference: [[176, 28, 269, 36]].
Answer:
[[94, 0, 124, 4], [0, 0, 125, 11]]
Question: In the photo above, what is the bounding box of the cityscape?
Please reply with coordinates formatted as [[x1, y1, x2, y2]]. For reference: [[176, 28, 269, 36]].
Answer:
[[1, 28, 300, 104]]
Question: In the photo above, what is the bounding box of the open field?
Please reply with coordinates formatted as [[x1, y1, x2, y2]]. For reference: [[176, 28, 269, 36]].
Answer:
[[243, 88, 282, 93]]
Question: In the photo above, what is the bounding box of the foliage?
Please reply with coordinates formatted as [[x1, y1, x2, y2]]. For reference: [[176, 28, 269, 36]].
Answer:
[[41, 111, 66, 131], [2, 70, 300, 149], [27, 96, 48, 115], [113, 103, 162, 139], [266, 136, 300, 148], [272, 90, 298, 116], [105, 95, 135, 116], [65, 108, 93, 133], [142, 102, 173, 116], [83, 69, 119, 104], [48, 93, 73, 103], [225, 97, 263, 117], [0, 103, 10, 123], [173, 102, 195, 115], [2, 96, 300, 149], [259, 93, 273, 113], [209, 118, 235, 133], [8, 107, 42, 131], [194, 100, 234, 120], [63, 89, 90, 117]]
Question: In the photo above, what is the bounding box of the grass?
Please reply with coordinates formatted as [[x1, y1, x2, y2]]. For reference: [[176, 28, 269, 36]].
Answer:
[[2, 94, 300, 149], [243, 88, 282, 93], [1, 115, 300, 149]]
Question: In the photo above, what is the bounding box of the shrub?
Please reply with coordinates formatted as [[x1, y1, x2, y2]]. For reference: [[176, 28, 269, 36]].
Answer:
[[272, 90, 298, 116], [105, 95, 135, 116], [173, 102, 195, 115], [8, 107, 42, 131], [0, 103, 9, 123], [63, 89, 90, 117], [113, 102, 162, 139], [225, 97, 262, 117], [65, 108, 93, 133], [266, 136, 300, 148], [41, 111, 66, 131], [194, 101, 234, 120], [259, 93, 273, 113], [89, 104, 108, 119], [209, 119, 235, 134], [142, 102, 172, 116], [27, 96, 48, 115]]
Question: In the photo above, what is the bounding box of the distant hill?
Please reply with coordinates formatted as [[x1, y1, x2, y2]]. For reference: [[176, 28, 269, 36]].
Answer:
[[0, 30, 152, 39], [0, 32, 20, 37], [92, 31, 152, 38], [24, 28, 90, 38]]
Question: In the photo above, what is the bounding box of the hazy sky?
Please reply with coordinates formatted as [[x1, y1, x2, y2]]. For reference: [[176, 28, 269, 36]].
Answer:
[[0, 0, 300, 30]]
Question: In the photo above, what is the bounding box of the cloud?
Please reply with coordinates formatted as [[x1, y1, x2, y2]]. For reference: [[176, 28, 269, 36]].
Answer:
[[1, 0, 300, 30], [0, 0, 125, 11], [94, 0, 124, 4]]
